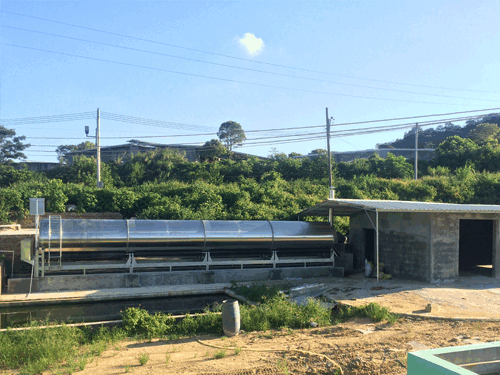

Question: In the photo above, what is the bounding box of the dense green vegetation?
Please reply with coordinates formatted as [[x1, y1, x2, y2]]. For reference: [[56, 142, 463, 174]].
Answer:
[[3, 123, 500, 229]]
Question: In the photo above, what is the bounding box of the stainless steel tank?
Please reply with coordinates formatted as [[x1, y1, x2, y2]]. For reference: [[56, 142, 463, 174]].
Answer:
[[39, 219, 335, 254]]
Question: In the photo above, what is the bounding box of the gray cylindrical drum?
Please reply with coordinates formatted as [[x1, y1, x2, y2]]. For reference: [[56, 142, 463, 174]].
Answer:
[[221, 300, 240, 337]]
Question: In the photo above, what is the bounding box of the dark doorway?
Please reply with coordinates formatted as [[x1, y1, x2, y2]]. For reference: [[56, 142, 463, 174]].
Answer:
[[459, 220, 494, 277], [364, 228, 375, 263]]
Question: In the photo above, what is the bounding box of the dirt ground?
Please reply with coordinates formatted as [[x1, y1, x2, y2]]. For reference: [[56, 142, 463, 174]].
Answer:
[[73, 318, 500, 375], [69, 273, 500, 375]]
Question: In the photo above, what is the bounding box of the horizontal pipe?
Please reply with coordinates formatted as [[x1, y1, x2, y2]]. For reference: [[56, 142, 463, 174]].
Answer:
[[39, 219, 335, 253]]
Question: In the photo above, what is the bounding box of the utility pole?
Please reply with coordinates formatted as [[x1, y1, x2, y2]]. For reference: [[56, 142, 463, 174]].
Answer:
[[414, 123, 419, 180], [326, 108, 335, 226], [96, 108, 101, 188], [85, 108, 102, 188], [326, 108, 333, 190]]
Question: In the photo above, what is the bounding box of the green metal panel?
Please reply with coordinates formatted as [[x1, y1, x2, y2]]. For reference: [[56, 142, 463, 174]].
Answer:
[[408, 341, 500, 375]]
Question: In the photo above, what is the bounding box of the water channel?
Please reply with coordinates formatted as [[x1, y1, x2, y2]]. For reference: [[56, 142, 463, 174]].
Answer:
[[0, 294, 227, 329]]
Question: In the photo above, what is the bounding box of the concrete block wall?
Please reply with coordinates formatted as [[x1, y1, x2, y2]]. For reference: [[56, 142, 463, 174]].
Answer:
[[430, 212, 500, 282], [0, 234, 34, 275], [350, 211, 431, 281], [0, 259, 4, 293], [378, 212, 431, 282]]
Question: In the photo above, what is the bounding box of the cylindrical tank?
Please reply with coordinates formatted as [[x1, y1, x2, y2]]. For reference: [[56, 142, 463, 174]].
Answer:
[[221, 300, 240, 337], [39, 219, 335, 255]]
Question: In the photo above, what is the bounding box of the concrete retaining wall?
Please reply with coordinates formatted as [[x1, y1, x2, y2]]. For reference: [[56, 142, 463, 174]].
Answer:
[[7, 266, 344, 294]]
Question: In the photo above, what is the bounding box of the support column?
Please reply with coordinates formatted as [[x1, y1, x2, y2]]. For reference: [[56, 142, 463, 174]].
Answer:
[[376, 210, 379, 283]]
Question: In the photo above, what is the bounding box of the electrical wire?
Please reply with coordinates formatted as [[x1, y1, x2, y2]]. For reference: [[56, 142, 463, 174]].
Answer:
[[2, 10, 500, 95], [2, 25, 498, 103], [2, 42, 490, 106]]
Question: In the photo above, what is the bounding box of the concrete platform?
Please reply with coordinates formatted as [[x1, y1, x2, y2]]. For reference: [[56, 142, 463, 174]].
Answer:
[[7, 266, 344, 294], [0, 283, 231, 308]]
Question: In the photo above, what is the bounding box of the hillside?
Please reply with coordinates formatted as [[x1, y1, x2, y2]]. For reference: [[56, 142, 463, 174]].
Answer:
[[377, 113, 500, 149]]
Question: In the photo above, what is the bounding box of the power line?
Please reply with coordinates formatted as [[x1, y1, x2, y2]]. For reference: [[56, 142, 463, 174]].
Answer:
[[2, 42, 489, 107], [3, 25, 498, 103], [3, 10, 500, 95]]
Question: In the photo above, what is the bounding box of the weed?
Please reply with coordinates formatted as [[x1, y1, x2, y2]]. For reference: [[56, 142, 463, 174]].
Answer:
[[168, 334, 180, 341], [77, 357, 87, 371], [277, 358, 289, 375], [165, 353, 171, 365], [124, 365, 133, 372], [332, 303, 400, 324], [230, 283, 283, 304], [214, 350, 226, 359], [137, 353, 149, 366], [205, 351, 209, 357], [0, 319, 125, 375], [235, 347, 242, 355], [194, 353, 197, 358]]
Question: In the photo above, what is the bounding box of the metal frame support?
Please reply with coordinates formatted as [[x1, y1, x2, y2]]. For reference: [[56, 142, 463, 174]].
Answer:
[[125, 253, 138, 273], [363, 208, 380, 284], [202, 252, 213, 270], [376, 209, 379, 284], [271, 251, 278, 269]]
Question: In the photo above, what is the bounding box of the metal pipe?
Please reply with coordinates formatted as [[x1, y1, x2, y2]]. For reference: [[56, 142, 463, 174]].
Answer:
[[376, 209, 379, 284], [39, 219, 335, 254]]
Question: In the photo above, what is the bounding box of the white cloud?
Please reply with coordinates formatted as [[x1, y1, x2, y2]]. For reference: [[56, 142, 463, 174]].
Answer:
[[238, 33, 264, 55]]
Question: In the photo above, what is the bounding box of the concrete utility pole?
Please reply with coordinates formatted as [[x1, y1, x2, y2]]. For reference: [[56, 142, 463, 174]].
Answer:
[[414, 123, 419, 180], [326, 108, 333, 190], [96, 108, 101, 188], [85, 108, 102, 188]]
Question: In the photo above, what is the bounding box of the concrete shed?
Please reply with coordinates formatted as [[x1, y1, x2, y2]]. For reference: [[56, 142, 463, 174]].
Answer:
[[297, 199, 500, 282]]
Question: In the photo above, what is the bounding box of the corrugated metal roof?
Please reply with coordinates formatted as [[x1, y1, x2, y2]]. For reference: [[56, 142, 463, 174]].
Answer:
[[297, 199, 500, 217]]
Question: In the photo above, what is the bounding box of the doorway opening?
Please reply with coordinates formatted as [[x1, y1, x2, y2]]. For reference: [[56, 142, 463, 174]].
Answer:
[[459, 220, 494, 277], [364, 228, 375, 264]]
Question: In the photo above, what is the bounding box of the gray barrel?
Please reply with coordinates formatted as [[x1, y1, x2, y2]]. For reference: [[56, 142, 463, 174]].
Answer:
[[221, 300, 240, 337]]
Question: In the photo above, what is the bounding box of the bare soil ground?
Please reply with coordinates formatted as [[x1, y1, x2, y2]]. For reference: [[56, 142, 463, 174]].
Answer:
[[74, 318, 500, 375], [71, 272, 500, 375]]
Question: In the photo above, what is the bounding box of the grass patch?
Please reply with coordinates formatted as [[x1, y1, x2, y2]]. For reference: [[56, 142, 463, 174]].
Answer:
[[332, 302, 399, 324], [230, 283, 283, 304], [214, 350, 226, 359], [0, 320, 126, 375], [122, 304, 223, 339], [240, 294, 331, 332], [137, 353, 149, 366]]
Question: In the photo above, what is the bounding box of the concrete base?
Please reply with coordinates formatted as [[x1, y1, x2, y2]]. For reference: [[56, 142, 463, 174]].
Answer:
[[7, 266, 344, 294]]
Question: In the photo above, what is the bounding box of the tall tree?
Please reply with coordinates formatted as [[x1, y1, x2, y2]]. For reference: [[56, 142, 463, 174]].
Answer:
[[199, 139, 227, 161], [56, 141, 95, 164], [217, 121, 246, 151], [0, 125, 30, 163]]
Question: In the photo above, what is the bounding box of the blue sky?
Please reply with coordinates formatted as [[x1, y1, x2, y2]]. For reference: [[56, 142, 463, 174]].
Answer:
[[1, 0, 500, 162]]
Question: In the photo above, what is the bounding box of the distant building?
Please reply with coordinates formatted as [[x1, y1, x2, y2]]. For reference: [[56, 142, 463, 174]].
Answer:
[[300, 148, 435, 162], [13, 161, 59, 172], [66, 140, 266, 164]]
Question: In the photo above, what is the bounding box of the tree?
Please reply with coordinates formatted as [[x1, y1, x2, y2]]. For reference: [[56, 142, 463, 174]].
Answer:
[[0, 126, 30, 163], [217, 121, 246, 151], [199, 139, 227, 161], [435, 136, 478, 170], [56, 141, 95, 164], [469, 123, 500, 147]]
